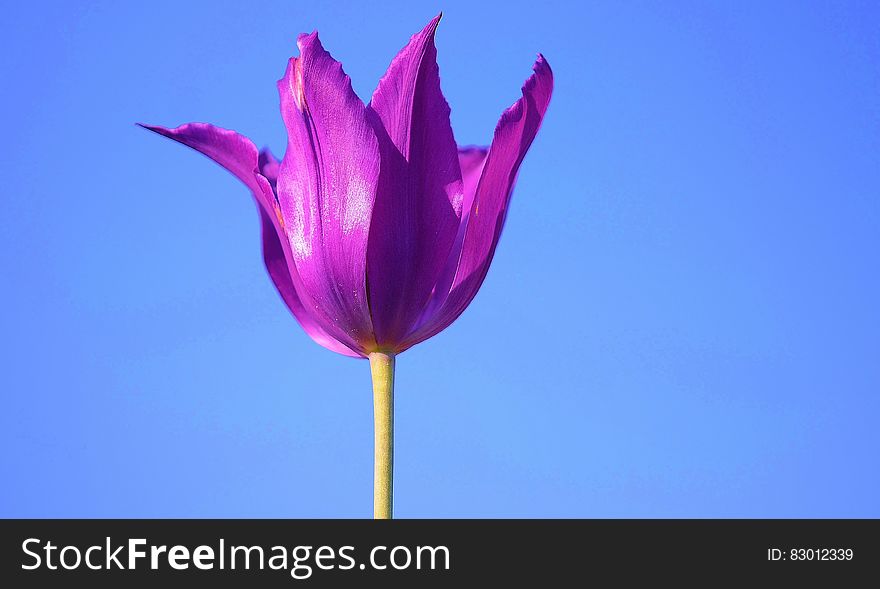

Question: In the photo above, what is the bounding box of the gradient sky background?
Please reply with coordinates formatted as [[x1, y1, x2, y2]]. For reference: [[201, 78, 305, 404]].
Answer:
[[2, 0, 878, 517]]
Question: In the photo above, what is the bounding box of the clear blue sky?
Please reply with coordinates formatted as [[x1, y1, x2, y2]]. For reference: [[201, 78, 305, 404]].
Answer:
[[2, 0, 878, 517]]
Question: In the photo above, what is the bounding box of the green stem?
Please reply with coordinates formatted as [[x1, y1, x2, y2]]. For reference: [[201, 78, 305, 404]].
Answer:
[[369, 352, 395, 519]]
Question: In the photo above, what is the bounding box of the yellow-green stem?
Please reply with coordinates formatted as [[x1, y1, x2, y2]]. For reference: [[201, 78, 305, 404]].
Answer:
[[369, 352, 395, 519]]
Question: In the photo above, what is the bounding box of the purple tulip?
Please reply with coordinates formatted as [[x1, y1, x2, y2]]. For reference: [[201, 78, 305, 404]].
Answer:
[[143, 15, 551, 358], [143, 15, 552, 517]]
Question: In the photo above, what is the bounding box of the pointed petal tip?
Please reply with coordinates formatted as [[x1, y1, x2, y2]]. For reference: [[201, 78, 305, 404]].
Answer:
[[138, 122, 177, 139], [138, 122, 253, 144], [407, 13, 441, 44], [518, 53, 553, 105], [137, 122, 163, 136], [489, 54, 552, 134], [277, 56, 296, 87], [139, 122, 195, 142], [536, 53, 552, 73], [296, 30, 321, 53], [426, 13, 442, 36]]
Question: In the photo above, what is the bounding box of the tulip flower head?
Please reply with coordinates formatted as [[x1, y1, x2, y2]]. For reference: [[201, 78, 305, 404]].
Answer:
[[143, 14, 552, 518]]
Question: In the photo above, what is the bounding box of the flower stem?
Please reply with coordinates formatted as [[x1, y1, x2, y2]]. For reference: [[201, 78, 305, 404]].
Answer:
[[369, 351, 395, 519]]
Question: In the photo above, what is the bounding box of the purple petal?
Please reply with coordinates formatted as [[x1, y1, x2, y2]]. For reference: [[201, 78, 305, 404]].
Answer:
[[276, 33, 381, 353], [421, 146, 489, 325], [140, 123, 361, 357], [402, 55, 554, 349], [139, 123, 275, 213], [365, 14, 464, 347], [257, 204, 362, 358], [256, 149, 362, 357]]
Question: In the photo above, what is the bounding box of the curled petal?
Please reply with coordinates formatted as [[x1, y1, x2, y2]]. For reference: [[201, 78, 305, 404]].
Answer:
[[365, 14, 464, 347], [140, 123, 361, 357], [139, 123, 275, 212], [403, 55, 554, 349]]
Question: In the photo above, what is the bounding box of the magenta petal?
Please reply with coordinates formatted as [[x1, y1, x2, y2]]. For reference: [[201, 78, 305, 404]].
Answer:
[[256, 150, 362, 357], [139, 123, 276, 213], [403, 55, 554, 349], [457, 55, 553, 288], [257, 204, 361, 358], [365, 15, 464, 347], [419, 146, 489, 325], [140, 123, 362, 357], [277, 33, 380, 352]]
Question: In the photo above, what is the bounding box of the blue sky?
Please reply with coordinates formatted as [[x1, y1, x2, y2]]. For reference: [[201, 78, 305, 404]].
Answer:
[[2, 0, 878, 517]]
